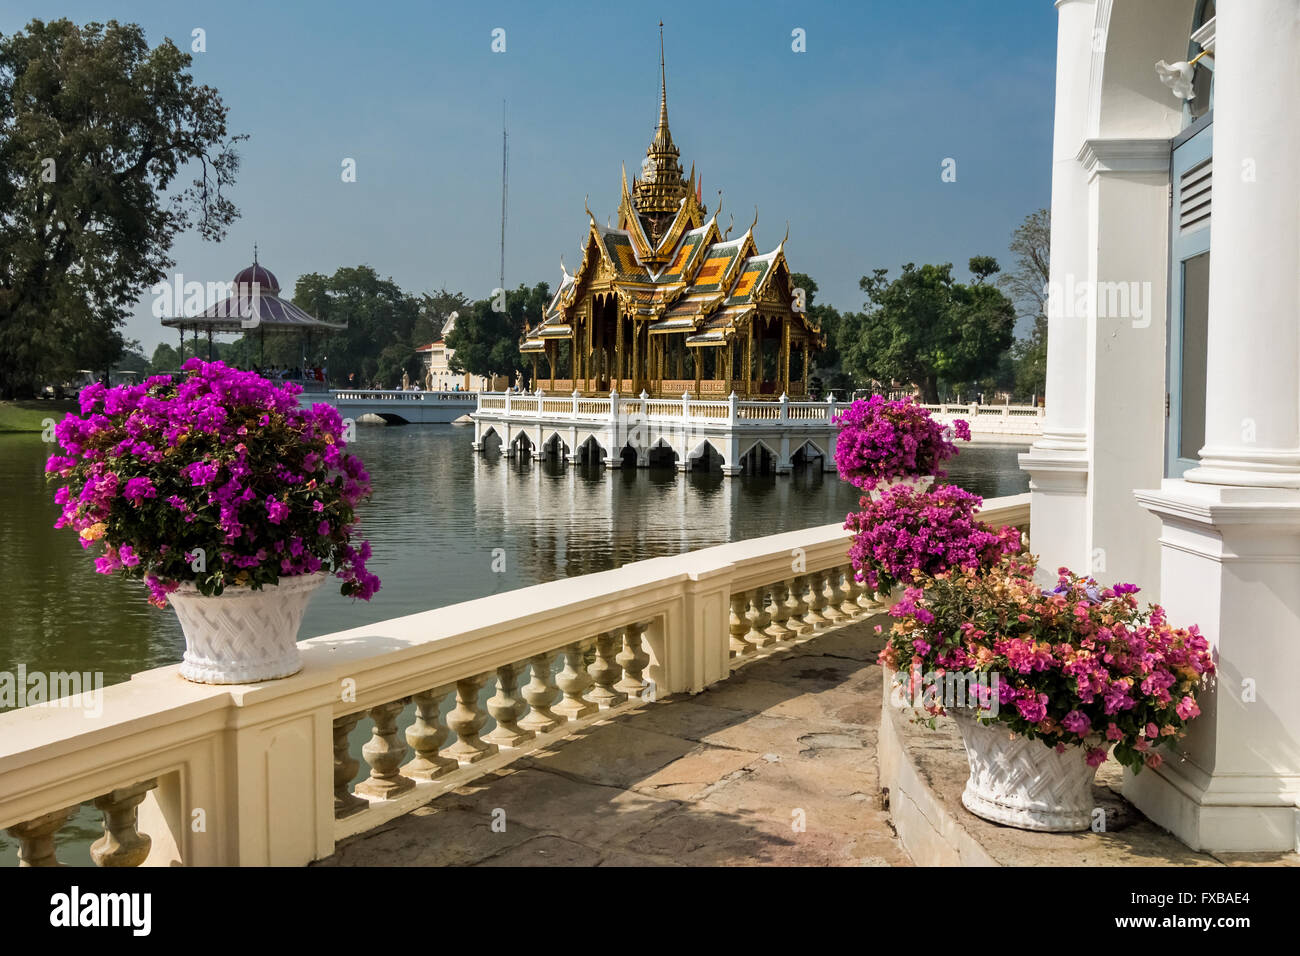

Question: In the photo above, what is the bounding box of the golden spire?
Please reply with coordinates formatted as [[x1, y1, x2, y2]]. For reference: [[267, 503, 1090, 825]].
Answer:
[[655, 21, 670, 149], [634, 21, 688, 243]]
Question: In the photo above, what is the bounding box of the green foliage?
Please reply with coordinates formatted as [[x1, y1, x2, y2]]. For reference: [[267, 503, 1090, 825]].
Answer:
[[115, 339, 150, 375], [1012, 313, 1048, 401], [789, 271, 854, 394], [999, 208, 1050, 400], [447, 283, 551, 383], [149, 342, 182, 375], [840, 260, 1015, 403], [278, 266, 420, 387], [0, 18, 243, 397]]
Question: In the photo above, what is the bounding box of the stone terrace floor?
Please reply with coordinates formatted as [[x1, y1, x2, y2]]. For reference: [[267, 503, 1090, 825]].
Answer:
[[316, 617, 912, 867]]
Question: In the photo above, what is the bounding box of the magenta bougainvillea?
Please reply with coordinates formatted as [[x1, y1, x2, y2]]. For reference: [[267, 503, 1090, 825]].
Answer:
[[46, 359, 380, 607], [878, 557, 1216, 774], [844, 483, 1021, 599], [833, 395, 970, 490]]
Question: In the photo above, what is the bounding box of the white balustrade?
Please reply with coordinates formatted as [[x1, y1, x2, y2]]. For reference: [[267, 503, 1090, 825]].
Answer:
[[0, 496, 1030, 866]]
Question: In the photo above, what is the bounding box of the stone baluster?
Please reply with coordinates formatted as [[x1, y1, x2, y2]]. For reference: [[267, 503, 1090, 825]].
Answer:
[[744, 589, 771, 648], [333, 713, 369, 817], [854, 567, 877, 612], [442, 675, 500, 764], [554, 640, 598, 720], [91, 780, 157, 867], [764, 582, 794, 642], [836, 566, 861, 618], [820, 570, 846, 624], [6, 807, 74, 867], [729, 591, 755, 657], [357, 699, 416, 798], [485, 664, 536, 749], [802, 571, 829, 630], [402, 688, 459, 779], [614, 622, 651, 698], [519, 651, 567, 735], [785, 575, 811, 636], [588, 631, 629, 708]]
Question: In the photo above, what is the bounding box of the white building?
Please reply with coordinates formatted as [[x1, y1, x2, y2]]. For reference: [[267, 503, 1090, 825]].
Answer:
[[415, 313, 505, 392], [1022, 0, 1300, 851]]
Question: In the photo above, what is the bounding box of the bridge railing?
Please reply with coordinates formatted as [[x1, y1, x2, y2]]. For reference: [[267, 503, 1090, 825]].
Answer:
[[0, 495, 1031, 866], [333, 390, 481, 403]]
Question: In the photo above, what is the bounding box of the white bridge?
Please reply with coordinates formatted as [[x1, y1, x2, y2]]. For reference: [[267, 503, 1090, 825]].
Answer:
[[916, 402, 1044, 439], [301, 390, 480, 424], [472, 390, 841, 476]]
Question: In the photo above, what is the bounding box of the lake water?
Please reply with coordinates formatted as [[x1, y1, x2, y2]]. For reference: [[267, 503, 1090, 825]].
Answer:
[[0, 424, 1028, 865]]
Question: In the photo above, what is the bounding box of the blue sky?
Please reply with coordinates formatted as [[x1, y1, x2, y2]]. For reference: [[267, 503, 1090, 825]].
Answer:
[[4, 0, 1057, 353]]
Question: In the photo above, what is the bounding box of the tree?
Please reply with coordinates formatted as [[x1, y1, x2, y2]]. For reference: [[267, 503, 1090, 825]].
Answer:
[[841, 259, 1016, 403], [115, 339, 150, 375], [285, 266, 421, 387], [447, 282, 550, 384], [787, 272, 856, 394], [0, 18, 243, 396], [149, 342, 181, 375], [999, 209, 1050, 401], [414, 288, 471, 346], [998, 209, 1050, 323]]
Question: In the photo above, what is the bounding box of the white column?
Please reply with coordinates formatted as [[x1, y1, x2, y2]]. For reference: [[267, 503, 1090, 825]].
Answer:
[[1183, 1, 1300, 489], [1132, 0, 1300, 852], [1018, 0, 1096, 578]]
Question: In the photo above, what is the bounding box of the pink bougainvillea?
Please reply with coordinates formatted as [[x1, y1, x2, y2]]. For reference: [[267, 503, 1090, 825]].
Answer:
[[878, 557, 1216, 774], [47, 359, 380, 607], [833, 395, 970, 490]]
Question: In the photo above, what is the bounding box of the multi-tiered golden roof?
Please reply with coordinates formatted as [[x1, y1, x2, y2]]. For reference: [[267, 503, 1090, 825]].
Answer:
[[521, 29, 822, 399]]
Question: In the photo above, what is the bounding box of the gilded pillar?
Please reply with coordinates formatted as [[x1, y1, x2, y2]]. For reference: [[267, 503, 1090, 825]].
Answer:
[[631, 319, 639, 393], [615, 306, 624, 390], [781, 317, 791, 394]]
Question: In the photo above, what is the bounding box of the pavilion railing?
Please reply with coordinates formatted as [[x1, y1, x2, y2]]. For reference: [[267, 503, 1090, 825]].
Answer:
[[474, 391, 842, 428], [0, 495, 1031, 866]]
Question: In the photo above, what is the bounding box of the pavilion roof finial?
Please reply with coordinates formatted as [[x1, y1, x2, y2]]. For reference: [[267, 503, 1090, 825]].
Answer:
[[657, 21, 669, 140], [253, 242, 258, 266], [632, 23, 689, 244]]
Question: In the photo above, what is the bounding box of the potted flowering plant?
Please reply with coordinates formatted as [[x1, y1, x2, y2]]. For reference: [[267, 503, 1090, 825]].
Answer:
[[833, 395, 970, 492], [46, 359, 381, 684], [845, 483, 1021, 602], [879, 556, 1215, 831]]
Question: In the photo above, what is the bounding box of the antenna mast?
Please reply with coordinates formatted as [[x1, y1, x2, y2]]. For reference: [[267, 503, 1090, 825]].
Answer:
[[499, 100, 508, 293]]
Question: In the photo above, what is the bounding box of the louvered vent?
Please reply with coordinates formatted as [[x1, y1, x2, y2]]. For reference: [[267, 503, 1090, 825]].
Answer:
[[1179, 158, 1212, 235]]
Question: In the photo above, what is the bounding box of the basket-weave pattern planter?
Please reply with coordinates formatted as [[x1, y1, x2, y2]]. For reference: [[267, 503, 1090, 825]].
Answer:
[[950, 710, 1100, 832], [169, 572, 326, 684]]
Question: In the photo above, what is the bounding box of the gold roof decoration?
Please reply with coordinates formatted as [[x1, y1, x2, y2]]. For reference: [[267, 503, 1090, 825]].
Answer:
[[520, 25, 822, 372]]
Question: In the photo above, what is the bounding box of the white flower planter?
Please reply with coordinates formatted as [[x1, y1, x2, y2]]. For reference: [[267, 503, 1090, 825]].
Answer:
[[949, 710, 1101, 832], [169, 572, 327, 684]]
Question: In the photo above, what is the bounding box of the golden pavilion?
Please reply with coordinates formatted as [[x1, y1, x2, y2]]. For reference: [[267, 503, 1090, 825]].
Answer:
[[521, 37, 822, 400]]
